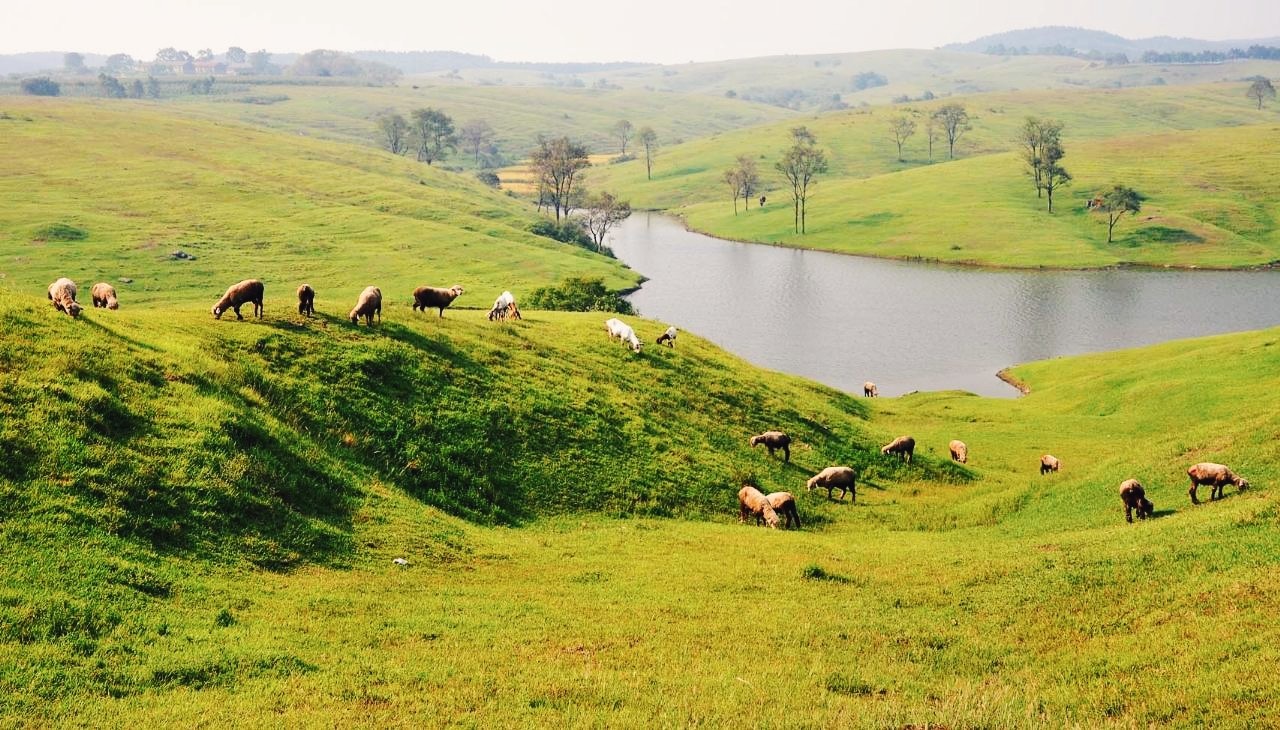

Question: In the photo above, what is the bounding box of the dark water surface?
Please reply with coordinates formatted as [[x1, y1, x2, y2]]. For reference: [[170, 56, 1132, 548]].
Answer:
[[609, 213, 1280, 397]]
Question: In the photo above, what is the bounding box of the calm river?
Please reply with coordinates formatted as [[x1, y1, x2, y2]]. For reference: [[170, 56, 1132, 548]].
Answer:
[[608, 213, 1280, 397]]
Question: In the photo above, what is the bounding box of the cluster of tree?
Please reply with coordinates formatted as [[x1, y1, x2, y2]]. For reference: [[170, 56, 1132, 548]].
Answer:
[[891, 90, 935, 104], [1140, 45, 1280, 64], [376, 108, 458, 165], [531, 137, 591, 221], [20, 77, 61, 96], [775, 127, 830, 234], [525, 277, 634, 314], [734, 87, 839, 111], [850, 71, 888, 91], [287, 50, 400, 83], [983, 44, 1130, 65], [1017, 118, 1070, 212], [723, 156, 761, 214]]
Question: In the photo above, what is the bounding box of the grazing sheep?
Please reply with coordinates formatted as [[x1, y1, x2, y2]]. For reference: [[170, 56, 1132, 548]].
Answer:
[[1040, 454, 1061, 475], [604, 317, 643, 353], [349, 286, 382, 326], [949, 439, 968, 464], [487, 290, 521, 321], [413, 285, 465, 317], [764, 492, 801, 529], [806, 466, 856, 502], [47, 278, 83, 318], [656, 326, 677, 348], [1119, 479, 1154, 523], [738, 485, 779, 529], [863, 381, 878, 397], [211, 279, 264, 320], [749, 431, 792, 462], [297, 284, 315, 316], [881, 436, 915, 463], [90, 282, 118, 310], [1186, 462, 1249, 504]]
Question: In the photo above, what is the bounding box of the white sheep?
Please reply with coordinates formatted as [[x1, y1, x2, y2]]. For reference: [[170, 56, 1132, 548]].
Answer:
[[488, 290, 521, 321], [604, 317, 643, 353]]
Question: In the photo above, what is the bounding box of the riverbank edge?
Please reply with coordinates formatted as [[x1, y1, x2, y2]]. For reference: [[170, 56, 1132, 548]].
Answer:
[[997, 368, 1033, 395]]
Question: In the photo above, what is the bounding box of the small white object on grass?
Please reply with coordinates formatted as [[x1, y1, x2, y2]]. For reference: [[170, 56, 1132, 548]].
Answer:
[[393, 557, 410, 566]]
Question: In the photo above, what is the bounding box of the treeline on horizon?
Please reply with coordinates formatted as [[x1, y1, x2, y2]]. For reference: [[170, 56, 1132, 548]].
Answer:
[[985, 43, 1280, 65]]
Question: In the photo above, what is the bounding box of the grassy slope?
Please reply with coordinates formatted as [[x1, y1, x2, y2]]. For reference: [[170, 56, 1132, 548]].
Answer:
[[588, 83, 1280, 267]]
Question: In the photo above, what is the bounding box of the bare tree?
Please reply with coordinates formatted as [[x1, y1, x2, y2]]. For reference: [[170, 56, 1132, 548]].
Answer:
[[724, 154, 761, 214], [925, 116, 938, 162], [723, 167, 743, 214], [638, 126, 658, 180], [612, 119, 634, 155], [409, 108, 457, 165], [889, 115, 916, 162], [581, 191, 632, 251], [376, 112, 409, 155], [1039, 135, 1071, 213], [1018, 117, 1045, 198], [775, 127, 829, 234], [1092, 185, 1144, 243], [1247, 77, 1276, 110], [932, 103, 970, 160], [531, 136, 591, 221], [459, 119, 495, 166]]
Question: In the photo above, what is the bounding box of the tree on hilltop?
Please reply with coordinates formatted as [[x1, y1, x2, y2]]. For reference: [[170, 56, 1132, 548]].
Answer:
[[775, 126, 829, 234], [1247, 77, 1276, 110], [889, 115, 916, 162]]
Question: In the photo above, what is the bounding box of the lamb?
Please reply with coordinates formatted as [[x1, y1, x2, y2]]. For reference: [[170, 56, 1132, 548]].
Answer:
[[297, 284, 315, 316], [90, 282, 118, 310], [949, 439, 968, 464], [806, 466, 856, 502], [413, 285, 465, 317], [738, 485, 779, 529], [1040, 454, 1061, 475], [881, 436, 915, 463], [211, 279, 264, 320], [863, 381, 878, 397], [487, 290, 521, 321], [1119, 479, 1154, 523], [749, 431, 792, 462], [47, 278, 83, 318], [764, 492, 801, 529], [656, 326, 677, 348], [604, 317, 643, 353], [1186, 462, 1249, 504], [349, 286, 382, 326]]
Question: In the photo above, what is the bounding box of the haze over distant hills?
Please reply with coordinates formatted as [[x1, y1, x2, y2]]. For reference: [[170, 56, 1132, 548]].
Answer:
[[946, 26, 1280, 55]]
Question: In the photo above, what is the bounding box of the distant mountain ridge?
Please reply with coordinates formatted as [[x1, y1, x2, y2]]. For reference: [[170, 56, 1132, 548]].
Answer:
[[946, 26, 1280, 56]]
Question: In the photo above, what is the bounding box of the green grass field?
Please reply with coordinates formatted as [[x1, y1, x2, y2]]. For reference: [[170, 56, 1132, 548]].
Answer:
[[1, 94, 1278, 726]]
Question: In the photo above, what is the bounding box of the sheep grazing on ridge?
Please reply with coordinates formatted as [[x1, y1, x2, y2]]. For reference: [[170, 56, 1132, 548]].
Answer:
[[656, 326, 677, 348], [949, 440, 968, 464], [749, 431, 792, 463], [881, 436, 915, 463], [47, 278, 83, 318], [349, 286, 382, 326], [764, 492, 801, 529], [1119, 479, 1154, 523], [211, 279, 264, 320], [487, 290, 521, 321], [604, 317, 643, 353], [1186, 462, 1249, 504], [1040, 454, 1060, 475], [863, 381, 878, 397], [297, 284, 315, 317], [738, 485, 779, 529], [413, 285, 465, 317], [90, 282, 118, 310], [807, 466, 856, 502]]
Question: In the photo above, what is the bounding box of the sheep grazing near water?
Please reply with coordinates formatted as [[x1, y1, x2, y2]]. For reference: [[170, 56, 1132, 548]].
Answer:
[[47, 278, 83, 318], [749, 431, 792, 462], [863, 381, 878, 397], [1186, 462, 1249, 504], [807, 466, 856, 502], [413, 285, 464, 317], [487, 290, 521, 321], [212, 279, 264, 320], [881, 436, 915, 463], [604, 317, 643, 353], [656, 326, 677, 348], [1040, 454, 1061, 475], [738, 485, 779, 529], [90, 282, 118, 310], [349, 286, 382, 326], [949, 439, 968, 463], [764, 492, 801, 529], [297, 284, 315, 316], [1119, 479, 1154, 523]]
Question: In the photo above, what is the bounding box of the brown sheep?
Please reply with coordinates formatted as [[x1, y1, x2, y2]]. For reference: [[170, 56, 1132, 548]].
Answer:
[[212, 279, 264, 320], [749, 431, 791, 462], [807, 466, 856, 502], [90, 282, 119, 310], [863, 381, 878, 397], [47, 278, 83, 318], [738, 485, 779, 528], [349, 286, 382, 326], [1186, 462, 1249, 504], [412, 285, 465, 317], [297, 284, 315, 317], [1119, 479, 1154, 523], [949, 439, 968, 464], [764, 492, 801, 529], [1040, 454, 1061, 475], [881, 436, 915, 463]]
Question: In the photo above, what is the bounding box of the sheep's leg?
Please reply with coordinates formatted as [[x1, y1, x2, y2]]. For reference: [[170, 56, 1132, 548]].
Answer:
[[233, 304, 244, 320], [1125, 505, 1133, 523], [1189, 482, 1200, 504], [782, 445, 790, 463]]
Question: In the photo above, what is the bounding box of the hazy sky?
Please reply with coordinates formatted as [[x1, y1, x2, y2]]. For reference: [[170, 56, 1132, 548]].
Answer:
[[3, 0, 1278, 63]]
